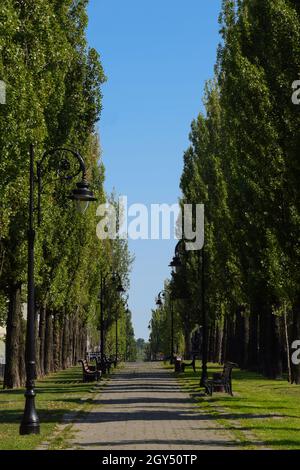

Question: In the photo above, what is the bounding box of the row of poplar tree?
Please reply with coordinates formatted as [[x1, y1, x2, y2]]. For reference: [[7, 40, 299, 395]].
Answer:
[[149, 0, 300, 384], [0, 0, 136, 389]]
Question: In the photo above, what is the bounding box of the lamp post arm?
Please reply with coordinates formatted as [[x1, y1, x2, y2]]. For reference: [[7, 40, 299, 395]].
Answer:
[[174, 239, 185, 257], [36, 148, 87, 225], [38, 147, 86, 178]]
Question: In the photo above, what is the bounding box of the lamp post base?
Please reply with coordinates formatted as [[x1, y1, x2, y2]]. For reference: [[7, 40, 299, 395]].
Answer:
[[20, 422, 40, 435], [20, 392, 40, 435]]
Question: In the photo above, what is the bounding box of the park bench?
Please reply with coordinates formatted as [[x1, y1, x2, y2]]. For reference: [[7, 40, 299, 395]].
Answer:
[[95, 355, 114, 374], [204, 361, 238, 396], [181, 356, 196, 373], [78, 359, 101, 382], [174, 356, 196, 373]]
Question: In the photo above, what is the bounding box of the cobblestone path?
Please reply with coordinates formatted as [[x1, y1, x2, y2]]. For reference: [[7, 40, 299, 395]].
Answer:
[[67, 362, 239, 450]]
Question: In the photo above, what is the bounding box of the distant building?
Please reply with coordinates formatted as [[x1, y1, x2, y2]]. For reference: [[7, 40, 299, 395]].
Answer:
[[0, 304, 27, 364]]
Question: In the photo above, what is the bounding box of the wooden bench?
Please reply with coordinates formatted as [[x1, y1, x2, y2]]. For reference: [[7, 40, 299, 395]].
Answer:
[[181, 356, 196, 373], [79, 359, 101, 382], [174, 356, 196, 373], [95, 355, 114, 375], [204, 362, 238, 396]]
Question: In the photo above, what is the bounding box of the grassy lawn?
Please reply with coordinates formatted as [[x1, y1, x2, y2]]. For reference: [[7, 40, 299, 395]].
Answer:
[[0, 366, 107, 450], [169, 361, 300, 450]]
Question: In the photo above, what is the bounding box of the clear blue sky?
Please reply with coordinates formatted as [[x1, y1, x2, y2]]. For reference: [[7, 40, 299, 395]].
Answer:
[[87, 0, 222, 340]]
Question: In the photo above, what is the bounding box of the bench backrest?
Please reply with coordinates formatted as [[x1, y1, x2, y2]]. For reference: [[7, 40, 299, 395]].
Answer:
[[79, 359, 90, 372], [222, 362, 238, 380]]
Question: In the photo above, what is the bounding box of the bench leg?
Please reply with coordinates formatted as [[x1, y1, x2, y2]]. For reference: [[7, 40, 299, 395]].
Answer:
[[204, 383, 213, 396]]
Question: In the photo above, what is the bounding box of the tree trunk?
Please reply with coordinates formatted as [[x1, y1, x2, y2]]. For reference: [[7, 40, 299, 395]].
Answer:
[[62, 315, 69, 369], [248, 307, 260, 371], [38, 301, 47, 377], [236, 307, 250, 369], [260, 306, 282, 379], [273, 314, 283, 378], [35, 307, 41, 378], [4, 283, 22, 389], [291, 298, 300, 384], [216, 320, 224, 364], [209, 322, 217, 362], [19, 316, 26, 385], [53, 314, 61, 372], [73, 312, 79, 365], [221, 317, 227, 364], [68, 314, 74, 366], [225, 316, 236, 362], [81, 324, 87, 358], [44, 312, 53, 375], [184, 325, 191, 359], [283, 303, 292, 382], [235, 308, 243, 366]]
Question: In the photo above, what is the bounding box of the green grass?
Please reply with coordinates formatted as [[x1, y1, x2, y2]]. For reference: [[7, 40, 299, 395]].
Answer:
[[0, 366, 107, 450], [169, 362, 300, 450]]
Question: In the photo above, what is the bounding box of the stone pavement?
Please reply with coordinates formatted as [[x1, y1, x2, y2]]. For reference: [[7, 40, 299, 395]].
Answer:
[[67, 362, 239, 450]]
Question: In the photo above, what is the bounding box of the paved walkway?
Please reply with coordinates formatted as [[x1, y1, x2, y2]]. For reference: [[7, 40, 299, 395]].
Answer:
[[67, 362, 239, 450]]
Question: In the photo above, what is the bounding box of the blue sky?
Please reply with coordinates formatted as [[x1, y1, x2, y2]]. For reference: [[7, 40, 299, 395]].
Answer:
[[87, 0, 222, 340]]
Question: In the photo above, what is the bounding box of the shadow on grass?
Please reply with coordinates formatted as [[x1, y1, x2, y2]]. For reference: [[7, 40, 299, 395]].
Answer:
[[0, 383, 98, 396], [180, 367, 291, 384], [34, 386, 96, 394], [0, 408, 71, 424]]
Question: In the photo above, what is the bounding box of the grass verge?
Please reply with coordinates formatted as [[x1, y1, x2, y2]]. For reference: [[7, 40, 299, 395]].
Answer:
[[0, 366, 108, 450], [167, 361, 300, 450]]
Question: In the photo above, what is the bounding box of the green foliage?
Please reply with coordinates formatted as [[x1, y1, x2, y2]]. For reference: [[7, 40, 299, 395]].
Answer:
[[0, 0, 135, 385], [0, 365, 102, 450], [136, 338, 148, 361], [149, 0, 300, 378], [149, 282, 185, 359], [179, 362, 300, 450]]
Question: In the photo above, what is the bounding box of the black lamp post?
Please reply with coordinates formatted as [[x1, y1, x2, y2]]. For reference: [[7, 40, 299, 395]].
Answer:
[[199, 246, 208, 387], [115, 313, 118, 366], [168, 241, 185, 363], [169, 239, 208, 386], [99, 273, 106, 361], [114, 275, 125, 366], [156, 290, 174, 365], [20, 144, 96, 436], [124, 306, 130, 362], [99, 271, 124, 364]]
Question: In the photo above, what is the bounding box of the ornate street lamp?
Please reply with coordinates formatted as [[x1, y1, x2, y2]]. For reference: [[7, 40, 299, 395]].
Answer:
[[168, 240, 186, 364], [99, 271, 125, 365], [20, 145, 97, 436], [124, 306, 130, 362], [169, 240, 184, 274], [156, 290, 175, 364], [113, 274, 125, 366], [169, 239, 208, 386], [155, 291, 164, 308]]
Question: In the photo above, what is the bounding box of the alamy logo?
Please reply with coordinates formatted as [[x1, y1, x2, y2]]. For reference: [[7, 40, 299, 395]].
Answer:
[[291, 340, 300, 365], [291, 80, 300, 105], [96, 197, 204, 251], [0, 80, 6, 104]]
